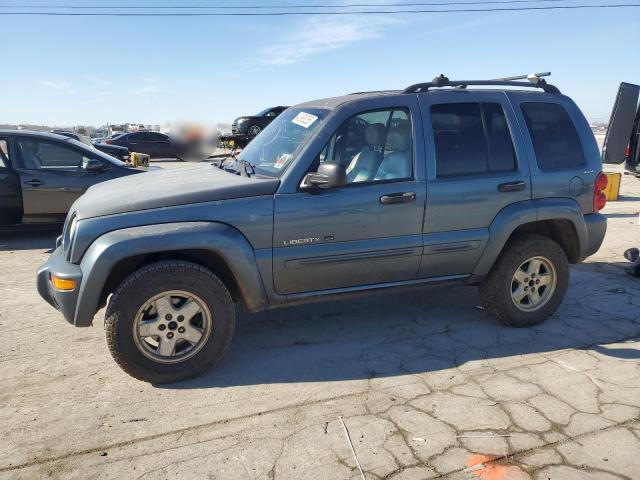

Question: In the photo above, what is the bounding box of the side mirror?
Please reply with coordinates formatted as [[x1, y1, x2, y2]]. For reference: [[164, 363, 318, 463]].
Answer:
[[301, 161, 347, 190], [85, 159, 106, 173]]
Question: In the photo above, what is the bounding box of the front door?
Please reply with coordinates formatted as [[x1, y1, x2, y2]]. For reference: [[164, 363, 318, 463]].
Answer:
[[417, 92, 532, 277], [273, 104, 426, 294], [13, 137, 113, 222]]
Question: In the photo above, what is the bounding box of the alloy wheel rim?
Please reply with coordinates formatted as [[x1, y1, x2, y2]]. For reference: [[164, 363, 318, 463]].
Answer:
[[510, 256, 557, 312], [133, 290, 212, 364]]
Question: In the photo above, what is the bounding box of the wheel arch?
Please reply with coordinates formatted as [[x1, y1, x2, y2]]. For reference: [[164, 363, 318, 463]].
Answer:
[[75, 222, 269, 327], [473, 199, 588, 277]]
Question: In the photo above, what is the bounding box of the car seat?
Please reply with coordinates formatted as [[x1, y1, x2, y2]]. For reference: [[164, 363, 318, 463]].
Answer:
[[346, 123, 386, 183], [375, 125, 411, 180], [19, 141, 43, 169]]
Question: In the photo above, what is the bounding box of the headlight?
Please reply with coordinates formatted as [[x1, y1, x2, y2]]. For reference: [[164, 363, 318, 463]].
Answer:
[[236, 118, 247, 125]]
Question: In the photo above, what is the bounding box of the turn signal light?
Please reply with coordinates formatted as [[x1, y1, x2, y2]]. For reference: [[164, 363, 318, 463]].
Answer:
[[51, 275, 76, 291]]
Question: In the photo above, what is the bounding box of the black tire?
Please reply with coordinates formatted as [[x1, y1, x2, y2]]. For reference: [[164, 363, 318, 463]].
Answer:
[[479, 234, 569, 327], [104, 261, 235, 383], [247, 124, 262, 137]]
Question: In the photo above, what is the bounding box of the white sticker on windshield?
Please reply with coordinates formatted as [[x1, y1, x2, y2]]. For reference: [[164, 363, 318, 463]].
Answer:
[[291, 112, 318, 129]]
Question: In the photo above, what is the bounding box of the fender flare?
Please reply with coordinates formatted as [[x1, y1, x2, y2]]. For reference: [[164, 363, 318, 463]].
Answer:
[[74, 222, 268, 326], [472, 199, 588, 277]]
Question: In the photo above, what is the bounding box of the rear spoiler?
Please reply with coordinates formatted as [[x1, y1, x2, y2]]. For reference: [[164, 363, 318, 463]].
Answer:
[[602, 82, 640, 164]]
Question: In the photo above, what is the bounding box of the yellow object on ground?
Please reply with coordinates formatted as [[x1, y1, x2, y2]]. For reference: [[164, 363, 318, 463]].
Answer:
[[129, 152, 150, 167], [603, 172, 622, 201]]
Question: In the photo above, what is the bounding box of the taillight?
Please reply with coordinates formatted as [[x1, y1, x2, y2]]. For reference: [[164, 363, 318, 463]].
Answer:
[[625, 146, 631, 158], [593, 172, 608, 213], [105, 140, 112, 144]]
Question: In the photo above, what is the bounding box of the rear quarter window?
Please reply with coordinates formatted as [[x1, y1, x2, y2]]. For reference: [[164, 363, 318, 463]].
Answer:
[[520, 102, 585, 170]]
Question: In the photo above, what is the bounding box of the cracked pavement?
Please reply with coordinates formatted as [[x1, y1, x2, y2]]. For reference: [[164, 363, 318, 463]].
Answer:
[[1, 164, 639, 479]]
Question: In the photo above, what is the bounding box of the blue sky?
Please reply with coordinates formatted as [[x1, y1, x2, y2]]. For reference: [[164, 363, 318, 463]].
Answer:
[[1, 1, 639, 126]]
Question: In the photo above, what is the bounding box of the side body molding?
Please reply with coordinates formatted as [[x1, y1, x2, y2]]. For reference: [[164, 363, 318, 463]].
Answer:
[[75, 222, 268, 326], [472, 199, 588, 276]]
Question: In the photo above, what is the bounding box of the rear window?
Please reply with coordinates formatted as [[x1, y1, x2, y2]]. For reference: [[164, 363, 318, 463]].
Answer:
[[431, 102, 516, 178], [520, 102, 584, 170]]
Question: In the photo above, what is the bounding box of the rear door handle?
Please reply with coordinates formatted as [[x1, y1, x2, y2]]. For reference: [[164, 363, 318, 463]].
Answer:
[[380, 192, 416, 204], [24, 179, 43, 187], [497, 181, 526, 192]]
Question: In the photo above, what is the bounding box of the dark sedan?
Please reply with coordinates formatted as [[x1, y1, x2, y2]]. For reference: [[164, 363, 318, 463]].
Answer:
[[52, 130, 130, 162], [0, 130, 144, 226], [232, 106, 289, 137], [102, 131, 184, 159]]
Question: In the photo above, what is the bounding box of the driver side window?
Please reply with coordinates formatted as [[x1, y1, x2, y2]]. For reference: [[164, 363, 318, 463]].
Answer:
[[319, 108, 413, 184], [16, 139, 87, 172]]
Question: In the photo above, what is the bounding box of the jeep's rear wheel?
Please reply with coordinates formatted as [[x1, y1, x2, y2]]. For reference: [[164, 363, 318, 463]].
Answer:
[[105, 261, 235, 383], [479, 235, 569, 327]]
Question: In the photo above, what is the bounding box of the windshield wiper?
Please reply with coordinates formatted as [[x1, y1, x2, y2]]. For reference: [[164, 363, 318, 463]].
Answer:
[[238, 159, 255, 178], [210, 156, 254, 177]]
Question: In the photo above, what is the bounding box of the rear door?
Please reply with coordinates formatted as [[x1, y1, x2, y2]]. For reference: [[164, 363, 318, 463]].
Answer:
[[509, 93, 601, 213], [417, 91, 531, 277], [14, 137, 114, 222], [0, 137, 22, 225], [149, 132, 173, 158]]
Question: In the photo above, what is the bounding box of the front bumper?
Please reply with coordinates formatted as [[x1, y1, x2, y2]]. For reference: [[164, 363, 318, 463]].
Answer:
[[583, 213, 607, 259], [36, 246, 85, 326]]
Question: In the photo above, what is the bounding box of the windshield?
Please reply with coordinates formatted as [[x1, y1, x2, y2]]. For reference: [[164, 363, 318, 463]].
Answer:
[[255, 107, 274, 116], [238, 107, 328, 177]]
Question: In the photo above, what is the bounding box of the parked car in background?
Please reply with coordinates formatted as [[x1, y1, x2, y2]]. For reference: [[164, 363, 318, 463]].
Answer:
[[103, 131, 185, 159], [52, 130, 130, 162], [0, 130, 144, 226], [232, 106, 289, 137]]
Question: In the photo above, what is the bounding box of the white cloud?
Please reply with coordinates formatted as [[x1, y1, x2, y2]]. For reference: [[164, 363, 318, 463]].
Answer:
[[251, 15, 401, 67], [37, 80, 76, 94], [86, 75, 110, 87], [128, 83, 160, 96]]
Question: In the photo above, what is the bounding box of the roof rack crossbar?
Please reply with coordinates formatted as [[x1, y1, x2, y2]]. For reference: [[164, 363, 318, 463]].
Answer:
[[403, 74, 560, 94]]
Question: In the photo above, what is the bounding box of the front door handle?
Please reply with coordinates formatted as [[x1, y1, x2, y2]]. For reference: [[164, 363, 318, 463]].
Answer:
[[497, 181, 526, 192], [380, 192, 416, 204], [24, 179, 43, 187]]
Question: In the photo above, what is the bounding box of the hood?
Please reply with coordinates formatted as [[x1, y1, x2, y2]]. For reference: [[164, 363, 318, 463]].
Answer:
[[73, 164, 280, 220]]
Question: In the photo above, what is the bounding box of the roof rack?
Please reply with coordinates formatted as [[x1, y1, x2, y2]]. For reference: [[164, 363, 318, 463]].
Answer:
[[403, 72, 560, 94]]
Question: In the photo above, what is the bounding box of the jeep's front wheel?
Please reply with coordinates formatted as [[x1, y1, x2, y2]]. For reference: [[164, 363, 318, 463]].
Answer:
[[479, 235, 569, 327], [105, 261, 235, 383]]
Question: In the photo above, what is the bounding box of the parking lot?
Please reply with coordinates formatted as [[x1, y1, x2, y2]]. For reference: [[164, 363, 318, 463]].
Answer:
[[1, 162, 639, 480]]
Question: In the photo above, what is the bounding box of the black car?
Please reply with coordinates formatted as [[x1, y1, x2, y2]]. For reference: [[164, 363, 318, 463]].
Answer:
[[0, 130, 144, 226], [104, 131, 184, 159], [52, 130, 130, 162], [232, 106, 289, 137]]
